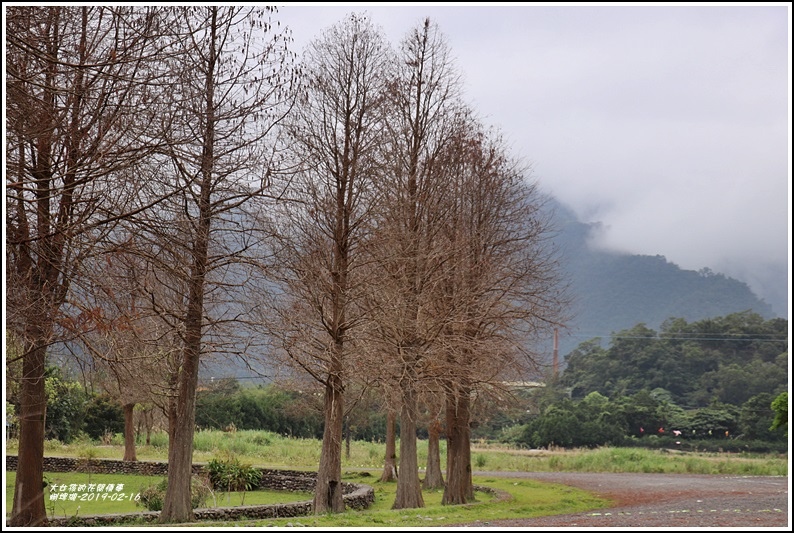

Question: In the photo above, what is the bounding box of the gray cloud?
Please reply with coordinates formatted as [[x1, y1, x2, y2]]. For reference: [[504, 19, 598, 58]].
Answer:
[[276, 4, 790, 315]]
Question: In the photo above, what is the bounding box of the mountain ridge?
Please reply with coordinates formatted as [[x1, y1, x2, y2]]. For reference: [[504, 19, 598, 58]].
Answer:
[[545, 197, 779, 359]]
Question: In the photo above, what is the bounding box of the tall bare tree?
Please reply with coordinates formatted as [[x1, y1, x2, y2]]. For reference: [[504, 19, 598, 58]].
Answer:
[[421, 410, 445, 490], [379, 401, 399, 482], [434, 119, 568, 504], [5, 6, 165, 525], [263, 12, 390, 514], [371, 18, 464, 510], [120, 6, 297, 523]]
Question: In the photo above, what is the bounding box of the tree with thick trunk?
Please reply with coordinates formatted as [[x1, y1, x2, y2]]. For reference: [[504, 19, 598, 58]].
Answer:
[[374, 18, 463, 510], [435, 118, 568, 505], [393, 379, 424, 509], [314, 368, 345, 512], [122, 404, 137, 461], [442, 380, 474, 504], [146, 7, 295, 523], [6, 6, 163, 525]]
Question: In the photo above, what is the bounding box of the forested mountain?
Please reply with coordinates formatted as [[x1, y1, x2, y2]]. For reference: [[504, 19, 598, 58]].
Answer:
[[546, 198, 778, 359]]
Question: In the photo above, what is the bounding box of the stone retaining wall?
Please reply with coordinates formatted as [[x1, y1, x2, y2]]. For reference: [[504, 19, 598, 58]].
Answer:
[[6, 456, 374, 526]]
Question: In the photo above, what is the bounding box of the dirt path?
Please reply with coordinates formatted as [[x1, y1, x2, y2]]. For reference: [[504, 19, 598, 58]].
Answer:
[[456, 472, 790, 528]]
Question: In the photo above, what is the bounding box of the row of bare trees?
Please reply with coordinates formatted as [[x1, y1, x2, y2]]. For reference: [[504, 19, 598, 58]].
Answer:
[[6, 5, 297, 525], [5, 7, 566, 525], [260, 15, 567, 511]]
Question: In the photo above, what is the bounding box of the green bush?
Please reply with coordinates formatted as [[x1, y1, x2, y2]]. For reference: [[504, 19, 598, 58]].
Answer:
[[206, 456, 263, 492], [137, 476, 211, 512], [44, 368, 88, 443], [138, 479, 167, 511]]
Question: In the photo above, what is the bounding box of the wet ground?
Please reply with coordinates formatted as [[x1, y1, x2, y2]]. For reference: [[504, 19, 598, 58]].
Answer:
[[454, 471, 790, 528]]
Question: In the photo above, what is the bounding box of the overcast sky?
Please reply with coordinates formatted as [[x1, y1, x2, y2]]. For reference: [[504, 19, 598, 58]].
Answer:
[[274, 3, 791, 316]]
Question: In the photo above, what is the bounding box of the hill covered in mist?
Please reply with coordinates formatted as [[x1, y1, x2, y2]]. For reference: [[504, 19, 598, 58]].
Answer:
[[546, 198, 778, 359]]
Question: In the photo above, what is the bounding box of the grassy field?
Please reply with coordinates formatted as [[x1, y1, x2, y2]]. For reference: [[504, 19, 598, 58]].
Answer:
[[4, 430, 787, 526], [210, 472, 610, 528], [6, 429, 787, 476]]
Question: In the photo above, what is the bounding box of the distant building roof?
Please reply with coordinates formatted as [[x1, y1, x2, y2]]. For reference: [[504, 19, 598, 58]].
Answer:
[[501, 381, 546, 388]]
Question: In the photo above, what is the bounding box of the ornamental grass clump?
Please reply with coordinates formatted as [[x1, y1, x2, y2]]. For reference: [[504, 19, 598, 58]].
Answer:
[[207, 455, 263, 505]]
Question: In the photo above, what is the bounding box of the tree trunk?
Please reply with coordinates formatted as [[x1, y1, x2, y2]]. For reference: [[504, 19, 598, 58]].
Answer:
[[122, 403, 137, 462], [442, 382, 474, 505], [313, 372, 345, 514], [344, 416, 351, 460], [160, 209, 209, 522], [10, 340, 48, 526], [159, 344, 201, 522], [392, 383, 424, 509], [144, 407, 152, 445], [422, 418, 444, 490], [380, 409, 398, 482]]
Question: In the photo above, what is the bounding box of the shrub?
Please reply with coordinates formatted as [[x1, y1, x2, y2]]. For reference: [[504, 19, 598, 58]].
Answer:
[[137, 476, 211, 512], [207, 456, 263, 492], [82, 393, 124, 441], [138, 480, 167, 511]]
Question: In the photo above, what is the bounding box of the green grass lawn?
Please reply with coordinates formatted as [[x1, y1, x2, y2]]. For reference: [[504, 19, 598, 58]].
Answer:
[[5, 471, 313, 520]]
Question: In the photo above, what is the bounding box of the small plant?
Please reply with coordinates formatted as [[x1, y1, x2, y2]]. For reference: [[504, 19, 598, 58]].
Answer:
[[99, 430, 114, 445], [45, 475, 57, 519], [138, 476, 211, 511], [138, 479, 167, 511], [368, 446, 381, 461], [77, 447, 99, 483], [475, 454, 487, 468], [77, 446, 99, 461], [251, 433, 271, 446]]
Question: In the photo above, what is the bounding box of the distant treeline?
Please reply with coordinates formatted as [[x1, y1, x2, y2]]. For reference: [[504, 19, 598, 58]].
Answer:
[[560, 310, 787, 407], [12, 311, 787, 451], [499, 311, 788, 451]]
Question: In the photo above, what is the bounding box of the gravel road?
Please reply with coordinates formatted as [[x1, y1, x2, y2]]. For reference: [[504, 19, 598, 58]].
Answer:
[[455, 472, 790, 528]]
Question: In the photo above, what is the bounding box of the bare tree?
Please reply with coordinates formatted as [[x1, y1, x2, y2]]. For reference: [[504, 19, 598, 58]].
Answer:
[[262, 12, 390, 514], [379, 406, 399, 482], [434, 120, 568, 505], [371, 18, 464, 510], [74, 248, 181, 463], [5, 6, 166, 525], [422, 411, 445, 490], [114, 6, 297, 523]]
